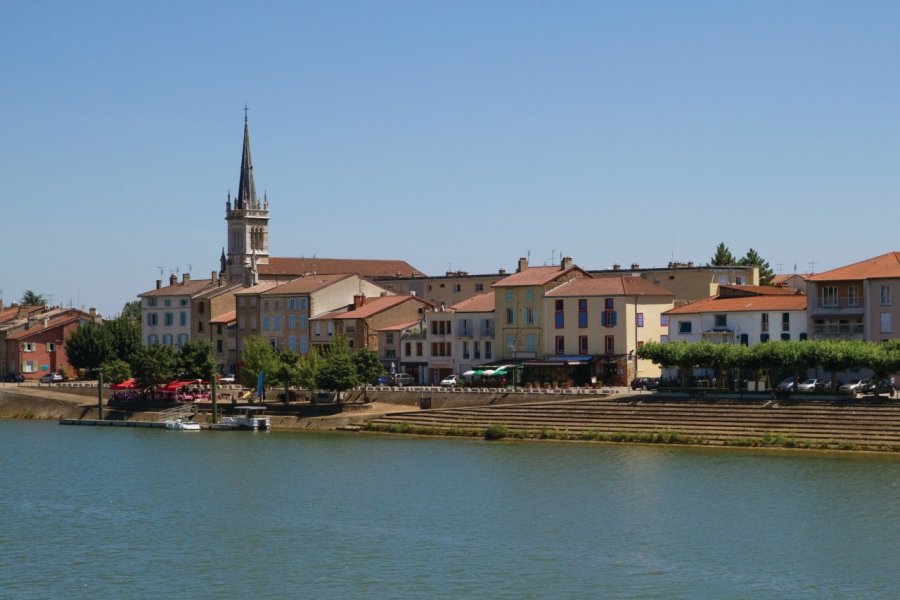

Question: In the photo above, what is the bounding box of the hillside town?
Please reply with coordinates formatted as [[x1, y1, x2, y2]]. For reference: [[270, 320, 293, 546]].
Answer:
[[3, 118, 899, 389]]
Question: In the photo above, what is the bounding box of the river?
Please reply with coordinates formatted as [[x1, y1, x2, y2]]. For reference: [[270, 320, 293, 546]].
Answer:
[[2, 420, 899, 598]]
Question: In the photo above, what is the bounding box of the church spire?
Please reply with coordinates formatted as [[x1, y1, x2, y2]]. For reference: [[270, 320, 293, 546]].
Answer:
[[236, 105, 258, 210]]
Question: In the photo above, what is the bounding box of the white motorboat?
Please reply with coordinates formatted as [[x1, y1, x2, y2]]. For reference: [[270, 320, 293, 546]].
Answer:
[[214, 405, 271, 431], [165, 419, 202, 431]]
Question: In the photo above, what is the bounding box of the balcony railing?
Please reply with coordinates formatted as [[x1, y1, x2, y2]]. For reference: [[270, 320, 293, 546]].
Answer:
[[812, 323, 865, 337], [811, 297, 865, 313]]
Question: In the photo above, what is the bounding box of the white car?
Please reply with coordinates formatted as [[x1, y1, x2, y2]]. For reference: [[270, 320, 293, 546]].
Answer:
[[219, 374, 236, 384], [795, 378, 818, 392], [440, 374, 459, 387], [39, 373, 64, 383]]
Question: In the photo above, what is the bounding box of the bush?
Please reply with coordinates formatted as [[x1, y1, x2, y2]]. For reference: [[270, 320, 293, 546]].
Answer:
[[484, 424, 508, 440]]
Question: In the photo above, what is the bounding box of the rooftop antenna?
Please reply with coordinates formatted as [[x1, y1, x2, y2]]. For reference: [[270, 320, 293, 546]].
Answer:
[[808, 260, 817, 275], [157, 266, 166, 279], [776, 263, 784, 273], [186, 264, 193, 275]]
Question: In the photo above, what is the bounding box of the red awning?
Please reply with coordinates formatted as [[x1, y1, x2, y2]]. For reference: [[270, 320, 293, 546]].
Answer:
[[109, 378, 136, 390]]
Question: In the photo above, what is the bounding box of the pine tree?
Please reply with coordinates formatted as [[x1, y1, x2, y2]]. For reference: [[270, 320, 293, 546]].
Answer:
[[710, 242, 736, 266], [739, 248, 775, 285]]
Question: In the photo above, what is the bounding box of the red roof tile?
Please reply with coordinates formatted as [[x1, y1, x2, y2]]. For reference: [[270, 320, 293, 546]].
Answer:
[[331, 295, 431, 320], [233, 281, 281, 295], [7, 314, 85, 340], [377, 319, 423, 332], [808, 252, 900, 282], [140, 279, 215, 297], [259, 273, 358, 295], [665, 294, 807, 315], [449, 292, 495, 312], [209, 311, 236, 324], [717, 284, 797, 296], [546, 276, 674, 297], [259, 257, 423, 278], [493, 266, 589, 287]]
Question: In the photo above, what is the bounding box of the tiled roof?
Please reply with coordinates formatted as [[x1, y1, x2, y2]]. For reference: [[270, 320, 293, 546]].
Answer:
[[7, 314, 84, 340], [377, 319, 422, 332], [332, 295, 430, 320], [493, 266, 587, 287], [449, 292, 495, 312], [665, 294, 807, 315], [194, 283, 242, 300], [233, 281, 281, 295], [808, 252, 900, 282], [772, 274, 810, 285], [260, 273, 357, 295], [140, 279, 215, 297], [0, 305, 44, 325], [717, 284, 797, 297], [546, 276, 674, 297], [259, 257, 423, 278], [209, 311, 236, 324]]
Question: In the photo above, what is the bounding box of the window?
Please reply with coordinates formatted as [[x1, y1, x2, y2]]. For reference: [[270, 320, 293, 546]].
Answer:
[[250, 315, 257, 330], [385, 349, 396, 358], [526, 289, 534, 301], [288, 336, 296, 351], [506, 308, 515, 325], [881, 285, 891, 306], [660, 335, 669, 343], [555, 300, 564, 328], [506, 290, 513, 302], [416, 342, 423, 356], [661, 315, 668, 327], [555, 336, 565, 355], [506, 335, 514, 350], [273, 316, 281, 330], [822, 286, 838, 307], [431, 342, 452, 357], [463, 341, 469, 359], [760, 333, 770, 343], [525, 307, 535, 325], [263, 316, 270, 331], [217, 324, 222, 335], [578, 335, 588, 354], [386, 333, 394, 344], [605, 298, 614, 310], [474, 341, 481, 359], [485, 341, 492, 359], [180, 299, 188, 307], [180, 311, 187, 326], [678, 321, 692, 334], [46, 342, 56, 352], [405, 342, 412, 356], [23, 361, 37, 373], [782, 313, 790, 332], [148, 335, 158, 345], [578, 299, 588, 328], [164, 299, 171, 307], [604, 335, 614, 354], [780, 333, 790, 341], [147, 313, 158, 326], [238, 297, 246, 308], [146, 297, 157, 307], [327, 322, 333, 336], [475, 283, 484, 292], [162, 334, 173, 345], [636, 313, 644, 328], [198, 321, 204, 333], [601, 310, 617, 327], [740, 333, 749, 345], [881, 313, 892, 334], [177, 333, 188, 347], [526, 334, 535, 352], [270, 338, 278, 349], [848, 286, 860, 306], [714, 314, 727, 328], [300, 316, 308, 330], [23, 342, 35, 352], [216, 339, 223, 353], [313, 322, 321, 336], [164, 313, 173, 326], [454, 284, 461, 293], [288, 315, 296, 329], [761, 313, 769, 332]]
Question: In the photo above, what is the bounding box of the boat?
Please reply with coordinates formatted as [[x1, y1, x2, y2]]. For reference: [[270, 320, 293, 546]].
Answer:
[[164, 419, 202, 431], [212, 405, 271, 431]]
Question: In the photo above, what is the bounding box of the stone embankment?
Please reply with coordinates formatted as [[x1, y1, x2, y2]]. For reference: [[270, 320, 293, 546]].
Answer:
[[366, 394, 900, 451]]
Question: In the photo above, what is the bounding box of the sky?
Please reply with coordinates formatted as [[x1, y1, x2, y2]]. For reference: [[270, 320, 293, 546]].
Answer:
[[3, 1, 900, 317]]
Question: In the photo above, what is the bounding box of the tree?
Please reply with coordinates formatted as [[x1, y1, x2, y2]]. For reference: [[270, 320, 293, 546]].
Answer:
[[104, 317, 142, 365], [100, 358, 132, 385], [65, 323, 114, 378], [120, 300, 141, 321], [739, 248, 775, 286], [20, 290, 46, 306], [316, 335, 359, 392], [131, 343, 178, 391], [710, 243, 736, 266], [178, 341, 217, 380], [351, 348, 385, 385], [239, 336, 278, 392], [296, 346, 323, 390]]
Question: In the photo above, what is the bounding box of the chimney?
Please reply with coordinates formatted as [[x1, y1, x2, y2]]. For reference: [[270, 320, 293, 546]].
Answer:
[[89, 307, 97, 317], [183, 273, 191, 284], [499, 268, 507, 275], [212, 271, 219, 286], [517, 257, 529, 273], [43, 317, 49, 328], [353, 294, 366, 309], [561, 256, 573, 270], [613, 264, 621, 271], [169, 273, 177, 286], [631, 263, 640, 270], [156, 279, 162, 290]]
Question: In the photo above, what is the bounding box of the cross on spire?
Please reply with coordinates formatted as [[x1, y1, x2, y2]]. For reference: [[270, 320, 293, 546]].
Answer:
[[244, 102, 249, 124]]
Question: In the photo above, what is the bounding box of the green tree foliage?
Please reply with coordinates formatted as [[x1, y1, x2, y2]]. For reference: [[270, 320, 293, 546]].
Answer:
[[65, 323, 114, 378], [104, 317, 142, 366], [710, 242, 736, 266], [100, 358, 132, 384], [239, 336, 278, 390], [131, 343, 178, 390], [351, 348, 385, 385], [120, 300, 141, 321], [296, 346, 323, 390], [20, 290, 46, 305], [739, 248, 775, 286], [178, 341, 217, 380], [316, 335, 359, 392]]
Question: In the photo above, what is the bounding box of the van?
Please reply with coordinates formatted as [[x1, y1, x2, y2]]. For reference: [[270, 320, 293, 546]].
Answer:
[[391, 373, 415, 386]]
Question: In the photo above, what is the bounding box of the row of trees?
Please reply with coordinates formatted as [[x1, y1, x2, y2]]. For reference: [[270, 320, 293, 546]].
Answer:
[[637, 339, 900, 394], [239, 335, 385, 396], [709, 242, 776, 285]]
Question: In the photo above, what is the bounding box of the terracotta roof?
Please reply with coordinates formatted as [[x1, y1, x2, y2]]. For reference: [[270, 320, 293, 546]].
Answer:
[[773, 274, 810, 285], [493, 266, 588, 288], [717, 284, 797, 296], [233, 281, 281, 295], [209, 311, 236, 324], [377, 319, 422, 332], [194, 283, 242, 300], [7, 314, 85, 340], [665, 294, 807, 315], [140, 279, 215, 297], [449, 292, 495, 313], [259, 273, 357, 295], [259, 257, 423, 278], [808, 252, 900, 282], [331, 295, 430, 320], [0, 305, 45, 324], [546, 276, 674, 297]]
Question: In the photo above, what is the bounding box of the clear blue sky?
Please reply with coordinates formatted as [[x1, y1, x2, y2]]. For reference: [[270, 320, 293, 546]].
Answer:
[[4, 1, 899, 317]]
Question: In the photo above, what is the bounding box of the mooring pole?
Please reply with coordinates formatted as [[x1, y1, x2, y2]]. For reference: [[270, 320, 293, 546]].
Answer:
[[97, 372, 104, 420]]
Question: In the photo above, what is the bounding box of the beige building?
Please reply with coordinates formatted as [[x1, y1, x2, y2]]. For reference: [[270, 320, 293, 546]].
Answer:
[[320, 294, 433, 353], [209, 311, 237, 375], [543, 276, 675, 386], [592, 263, 758, 303], [375, 271, 506, 309], [448, 292, 496, 377]]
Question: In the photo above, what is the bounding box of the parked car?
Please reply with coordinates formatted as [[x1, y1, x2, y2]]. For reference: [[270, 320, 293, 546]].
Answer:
[[371, 375, 391, 385], [795, 378, 818, 392], [839, 379, 869, 394], [391, 373, 415, 386], [440, 374, 460, 387], [39, 373, 64, 383], [815, 380, 836, 393], [863, 378, 893, 395], [631, 377, 660, 391], [2, 372, 25, 383], [775, 377, 795, 392], [219, 374, 235, 384]]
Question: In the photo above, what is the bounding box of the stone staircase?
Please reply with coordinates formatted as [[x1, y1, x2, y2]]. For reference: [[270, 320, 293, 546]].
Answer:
[[366, 396, 900, 450]]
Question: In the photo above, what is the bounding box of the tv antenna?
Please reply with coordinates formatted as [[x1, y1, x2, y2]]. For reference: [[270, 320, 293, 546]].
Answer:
[[157, 266, 166, 279]]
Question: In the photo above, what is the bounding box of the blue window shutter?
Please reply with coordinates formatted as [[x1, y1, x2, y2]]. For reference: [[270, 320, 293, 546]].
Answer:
[[611, 311, 617, 327], [601, 311, 607, 327]]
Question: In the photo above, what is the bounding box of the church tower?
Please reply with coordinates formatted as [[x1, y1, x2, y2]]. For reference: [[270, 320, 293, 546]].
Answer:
[[224, 111, 270, 284]]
